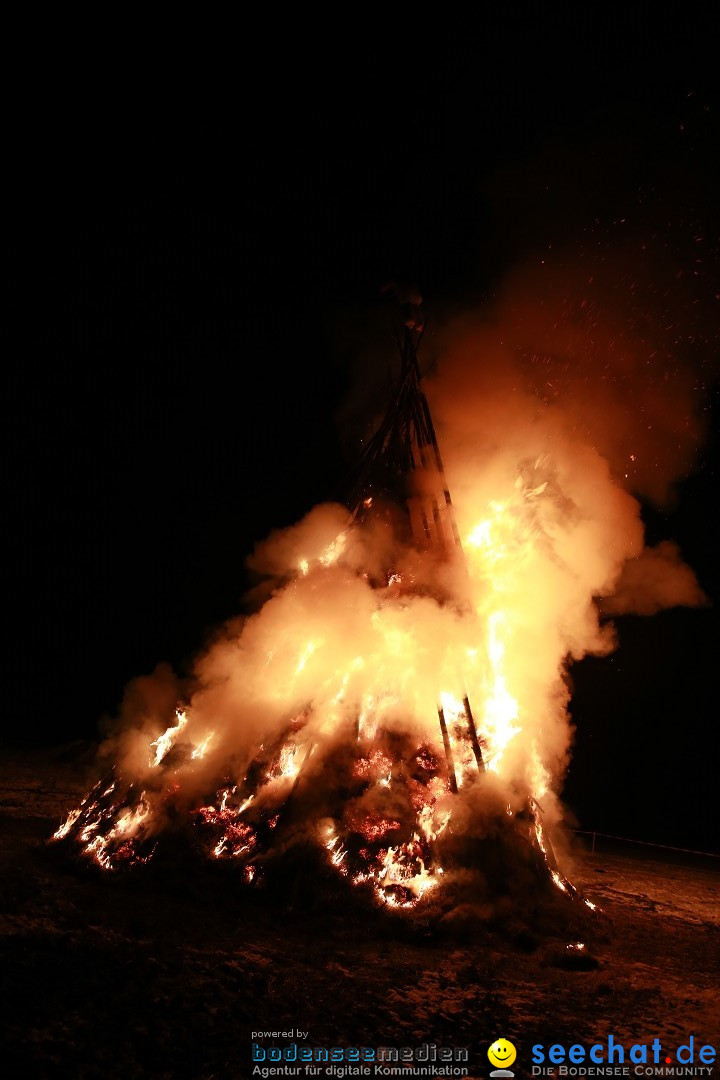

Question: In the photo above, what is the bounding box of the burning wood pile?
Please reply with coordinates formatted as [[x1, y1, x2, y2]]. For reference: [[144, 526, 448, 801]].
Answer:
[[51, 288, 701, 918], [52, 700, 586, 912]]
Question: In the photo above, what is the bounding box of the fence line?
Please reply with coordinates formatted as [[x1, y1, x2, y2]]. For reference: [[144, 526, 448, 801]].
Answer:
[[562, 827, 720, 860]]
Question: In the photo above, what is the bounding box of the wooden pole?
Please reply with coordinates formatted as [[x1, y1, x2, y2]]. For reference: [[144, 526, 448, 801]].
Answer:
[[437, 706, 458, 793], [463, 696, 485, 773]]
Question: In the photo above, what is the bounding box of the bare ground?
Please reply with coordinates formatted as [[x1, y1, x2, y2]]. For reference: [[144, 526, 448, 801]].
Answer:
[[1, 748, 718, 1079]]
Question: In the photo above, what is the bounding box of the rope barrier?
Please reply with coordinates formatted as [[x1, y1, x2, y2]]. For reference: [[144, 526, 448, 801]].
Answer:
[[564, 828, 720, 860]]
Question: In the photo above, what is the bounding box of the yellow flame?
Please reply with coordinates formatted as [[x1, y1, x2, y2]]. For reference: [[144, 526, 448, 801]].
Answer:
[[295, 640, 321, 675], [276, 743, 301, 780], [191, 732, 214, 760], [373, 838, 441, 906], [150, 708, 189, 767], [297, 532, 347, 577], [483, 614, 521, 772], [319, 533, 347, 567], [53, 807, 81, 840]]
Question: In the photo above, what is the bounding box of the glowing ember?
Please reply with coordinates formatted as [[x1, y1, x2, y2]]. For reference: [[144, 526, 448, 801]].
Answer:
[[52, 775, 156, 870], [197, 791, 259, 860], [270, 743, 303, 781]]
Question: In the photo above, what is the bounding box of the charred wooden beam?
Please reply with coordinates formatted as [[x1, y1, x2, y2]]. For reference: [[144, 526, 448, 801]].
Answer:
[[437, 706, 458, 794], [463, 695, 485, 773]]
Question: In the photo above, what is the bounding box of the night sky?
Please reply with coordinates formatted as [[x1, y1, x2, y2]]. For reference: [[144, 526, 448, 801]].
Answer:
[[6, 12, 720, 852]]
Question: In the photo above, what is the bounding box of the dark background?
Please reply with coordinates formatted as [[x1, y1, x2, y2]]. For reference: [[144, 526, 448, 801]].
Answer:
[[5, 10, 720, 852]]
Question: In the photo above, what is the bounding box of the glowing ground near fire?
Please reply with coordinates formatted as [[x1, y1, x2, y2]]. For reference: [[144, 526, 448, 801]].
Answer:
[[2, 749, 719, 1076]]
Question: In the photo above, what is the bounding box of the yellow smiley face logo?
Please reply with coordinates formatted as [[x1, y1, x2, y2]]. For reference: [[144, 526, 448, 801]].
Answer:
[[488, 1039, 517, 1069]]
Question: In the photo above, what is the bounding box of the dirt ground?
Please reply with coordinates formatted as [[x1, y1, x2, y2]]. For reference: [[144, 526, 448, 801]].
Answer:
[[1, 748, 718, 1079]]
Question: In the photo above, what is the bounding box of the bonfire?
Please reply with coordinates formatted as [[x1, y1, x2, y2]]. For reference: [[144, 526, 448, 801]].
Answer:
[[51, 288, 700, 921]]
